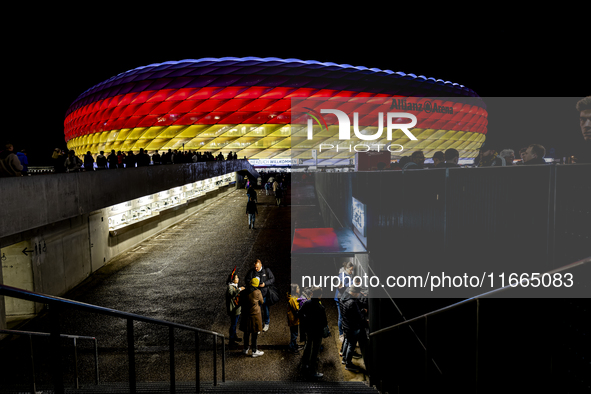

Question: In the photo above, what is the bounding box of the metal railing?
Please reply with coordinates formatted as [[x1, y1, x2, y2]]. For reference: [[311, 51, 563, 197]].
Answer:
[[0, 328, 99, 392], [368, 256, 591, 392], [0, 284, 226, 394]]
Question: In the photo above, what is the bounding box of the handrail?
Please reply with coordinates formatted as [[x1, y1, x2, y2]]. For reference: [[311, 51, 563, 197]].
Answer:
[[0, 328, 99, 391], [369, 256, 591, 337], [0, 284, 226, 394], [368, 256, 590, 392]]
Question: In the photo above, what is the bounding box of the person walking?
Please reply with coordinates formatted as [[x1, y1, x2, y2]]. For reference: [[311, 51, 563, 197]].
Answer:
[[246, 196, 258, 229], [226, 270, 245, 347], [299, 287, 327, 379], [239, 277, 264, 357], [275, 184, 283, 206]]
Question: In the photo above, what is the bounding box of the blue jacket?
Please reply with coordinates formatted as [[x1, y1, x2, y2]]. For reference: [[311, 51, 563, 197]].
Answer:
[[16, 152, 28, 172]]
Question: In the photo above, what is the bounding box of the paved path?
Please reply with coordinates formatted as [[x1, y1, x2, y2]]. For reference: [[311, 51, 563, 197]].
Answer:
[[1, 182, 351, 388]]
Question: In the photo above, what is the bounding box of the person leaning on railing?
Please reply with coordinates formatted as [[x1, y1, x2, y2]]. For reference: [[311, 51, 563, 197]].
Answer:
[[0, 143, 24, 177]]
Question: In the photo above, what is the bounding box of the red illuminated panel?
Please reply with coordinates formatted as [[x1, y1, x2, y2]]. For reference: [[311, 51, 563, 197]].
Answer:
[[291, 228, 340, 253]]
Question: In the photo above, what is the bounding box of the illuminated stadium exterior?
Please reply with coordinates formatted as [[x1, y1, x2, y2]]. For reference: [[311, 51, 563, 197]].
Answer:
[[64, 57, 488, 165]]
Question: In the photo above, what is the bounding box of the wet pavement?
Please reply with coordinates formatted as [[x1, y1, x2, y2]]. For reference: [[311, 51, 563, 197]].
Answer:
[[0, 180, 359, 388]]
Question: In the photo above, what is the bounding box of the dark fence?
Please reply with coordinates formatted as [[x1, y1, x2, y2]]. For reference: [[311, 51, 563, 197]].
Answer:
[[315, 164, 590, 291], [313, 164, 590, 393]]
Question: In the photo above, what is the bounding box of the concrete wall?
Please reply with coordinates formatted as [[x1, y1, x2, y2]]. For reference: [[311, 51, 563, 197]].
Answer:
[[0, 160, 257, 330], [0, 184, 235, 329], [0, 160, 258, 239]]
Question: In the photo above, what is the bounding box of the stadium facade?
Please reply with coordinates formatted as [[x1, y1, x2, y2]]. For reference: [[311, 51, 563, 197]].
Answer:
[[64, 57, 488, 165]]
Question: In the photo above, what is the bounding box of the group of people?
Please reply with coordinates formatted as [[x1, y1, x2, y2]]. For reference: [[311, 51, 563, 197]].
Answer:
[[50, 148, 244, 173], [395, 143, 549, 171], [263, 177, 285, 206], [226, 258, 333, 379], [226, 259, 275, 358]]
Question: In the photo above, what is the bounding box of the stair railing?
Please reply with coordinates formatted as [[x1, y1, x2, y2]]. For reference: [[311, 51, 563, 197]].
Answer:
[[368, 255, 591, 393], [0, 284, 226, 394]]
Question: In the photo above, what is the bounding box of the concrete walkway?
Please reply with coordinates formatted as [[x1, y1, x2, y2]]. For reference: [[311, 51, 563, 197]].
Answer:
[[0, 182, 356, 388]]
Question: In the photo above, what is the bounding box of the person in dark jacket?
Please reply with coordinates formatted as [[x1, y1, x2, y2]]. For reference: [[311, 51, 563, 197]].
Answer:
[[246, 196, 258, 229], [96, 151, 108, 170], [246, 185, 257, 203], [341, 286, 367, 373], [83, 151, 94, 171], [476, 142, 505, 167], [151, 150, 161, 165], [136, 148, 150, 166], [226, 272, 244, 347], [436, 148, 461, 168], [107, 150, 118, 169], [245, 259, 275, 332], [299, 287, 327, 379], [522, 144, 547, 165], [125, 151, 136, 168], [275, 185, 283, 206]]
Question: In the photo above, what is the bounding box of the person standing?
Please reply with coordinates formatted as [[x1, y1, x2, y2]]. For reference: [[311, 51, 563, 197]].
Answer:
[[245, 259, 275, 332], [341, 286, 367, 373], [575, 97, 591, 163], [246, 196, 258, 229], [275, 184, 283, 206], [83, 151, 94, 171], [107, 150, 118, 169], [476, 142, 505, 167], [226, 272, 245, 347], [287, 284, 304, 353], [522, 144, 547, 165], [402, 151, 425, 169], [152, 150, 161, 165], [0, 144, 23, 177], [239, 277, 264, 357], [117, 151, 125, 168], [299, 287, 327, 379], [96, 151, 108, 170], [16, 149, 28, 176], [335, 262, 354, 342], [136, 148, 150, 166], [65, 150, 82, 172]]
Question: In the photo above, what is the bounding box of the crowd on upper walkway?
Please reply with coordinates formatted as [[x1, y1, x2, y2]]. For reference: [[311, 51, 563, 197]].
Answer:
[[0, 147, 245, 176]]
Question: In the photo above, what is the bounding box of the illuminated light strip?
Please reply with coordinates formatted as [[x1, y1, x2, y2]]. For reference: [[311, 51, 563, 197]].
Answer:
[[66, 125, 485, 160], [64, 89, 488, 142]]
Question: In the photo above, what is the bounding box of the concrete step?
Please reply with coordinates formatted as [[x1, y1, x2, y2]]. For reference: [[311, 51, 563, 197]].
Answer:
[[0, 380, 379, 394]]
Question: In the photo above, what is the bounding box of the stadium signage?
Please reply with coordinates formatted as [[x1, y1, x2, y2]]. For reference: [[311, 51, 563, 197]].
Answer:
[[390, 99, 454, 114]]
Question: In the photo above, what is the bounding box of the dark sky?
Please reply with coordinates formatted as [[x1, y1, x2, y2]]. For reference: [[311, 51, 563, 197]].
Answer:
[[3, 9, 587, 165]]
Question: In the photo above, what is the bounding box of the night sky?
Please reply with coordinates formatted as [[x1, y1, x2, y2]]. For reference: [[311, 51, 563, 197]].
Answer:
[[3, 10, 587, 165]]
